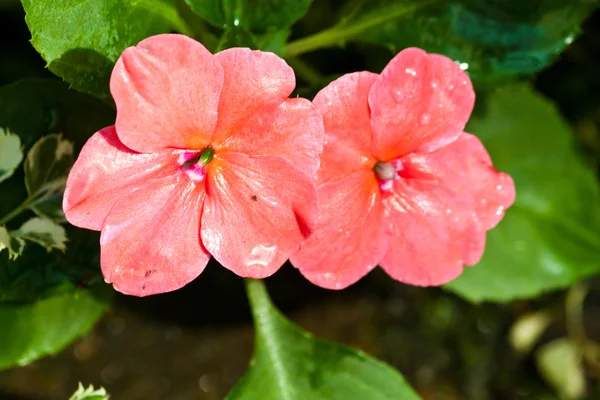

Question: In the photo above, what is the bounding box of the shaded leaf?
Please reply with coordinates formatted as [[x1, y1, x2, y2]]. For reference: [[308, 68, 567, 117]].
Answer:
[[0, 226, 25, 260], [445, 84, 600, 302], [13, 217, 67, 253], [185, 0, 312, 33], [0, 286, 110, 370], [69, 383, 110, 400], [227, 280, 420, 400], [217, 27, 257, 51], [22, 0, 189, 97], [0, 79, 113, 303], [287, 0, 596, 84], [0, 127, 23, 184], [536, 338, 586, 399]]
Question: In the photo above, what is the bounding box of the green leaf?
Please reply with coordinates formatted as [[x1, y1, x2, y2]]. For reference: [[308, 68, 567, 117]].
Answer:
[[185, 0, 312, 34], [23, 134, 74, 221], [22, 0, 190, 97], [0, 226, 25, 260], [0, 286, 110, 370], [286, 0, 596, 84], [13, 217, 67, 253], [69, 383, 110, 400], [0, 127, 23, 184], [536, 338, 586, 399], [445, 84, 600, 302], [227, 280, 420, 400]]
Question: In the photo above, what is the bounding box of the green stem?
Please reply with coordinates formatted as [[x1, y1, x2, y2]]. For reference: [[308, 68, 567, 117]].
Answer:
[[245, 278, 274, 325], [283, 0, 437, 58], [0, 196, 36, 226], [287, 57, 324, 86]]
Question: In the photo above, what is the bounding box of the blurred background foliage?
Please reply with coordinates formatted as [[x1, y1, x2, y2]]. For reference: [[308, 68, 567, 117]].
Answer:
[[1, 0, 600, 398]]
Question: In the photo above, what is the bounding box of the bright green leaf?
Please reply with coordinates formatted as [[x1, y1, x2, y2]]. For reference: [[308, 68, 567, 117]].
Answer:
[[0, 127, 23, 184], [227, 280, 420, 400], [536, 338, 586, 399], [0, 226, 25, 260], [13, 217, 67, 253], [69, 383, 110, 400], [185, 0, 312, 33], [445, 84, 600, 302], [0, 286, 110, 370], [286, 0, 595, 84], [22, 0, 190, 97]]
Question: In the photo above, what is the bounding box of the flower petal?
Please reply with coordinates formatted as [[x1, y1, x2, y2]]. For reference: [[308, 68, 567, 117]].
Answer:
[[380, 179, 485, 286], [369, 48, 475, 160], [63, 126, 177, 231], [111, 34, 223, 153], [201, 152, 318, 278], [100, 174, 209, 296], [215, 98, 324, 178], [402, 133, 516, 230], [290, 170, 388, 289], [211, 48, 295, 144], [312, 71, 379, 185]]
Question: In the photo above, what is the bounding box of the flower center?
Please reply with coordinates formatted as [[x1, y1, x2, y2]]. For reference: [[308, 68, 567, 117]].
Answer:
[[373, 160, 400, 192], [179, 146, 214, 182]]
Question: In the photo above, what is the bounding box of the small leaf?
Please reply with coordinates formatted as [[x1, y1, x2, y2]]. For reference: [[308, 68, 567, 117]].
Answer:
[[25, 133, 73, 196], [13, 217, 67, 252], [69, 383, 110, 400], [0, 286, 110, 370], [22, 0, 190, 97], [227, 280, 420, 400], [23, 133, 74, 221], [536, 338, 586, 399], [509, 311, 553, 354], [0, 226, 25, 260], [185, 0, 312, 34], [445, 84, 600, 302], [0, 127, 23, 184]]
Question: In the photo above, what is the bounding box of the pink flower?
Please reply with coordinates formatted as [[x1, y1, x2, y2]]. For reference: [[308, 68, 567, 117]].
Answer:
[[63, 34, 323, 296], [290, 48, 515, 289]]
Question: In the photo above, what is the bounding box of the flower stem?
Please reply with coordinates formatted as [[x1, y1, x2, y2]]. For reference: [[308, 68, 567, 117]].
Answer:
[[283, 0, 438, 58], [244, 278, 274, 325]]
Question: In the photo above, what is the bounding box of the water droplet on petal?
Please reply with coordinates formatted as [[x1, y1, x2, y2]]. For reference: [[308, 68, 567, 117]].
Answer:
[[344, 230, 351, 237], [246, 244, 277, 268], [459, 62, 469, 71], [445, 208, 452, 214], [419, 113, 431, 125], [392, 89, 405, 102], [448, 84, 455, 90], [431, 81, 438, 88], [496, 184, 503, 191], [405, 67, 417, 76], [496, 206, 505, 216]]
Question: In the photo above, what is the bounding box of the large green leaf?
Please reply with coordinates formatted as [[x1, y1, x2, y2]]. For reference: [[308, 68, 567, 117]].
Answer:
[[185, 0, 312, 34], [227, 280, 420, 400], [0, 287, 110, 370], [286, 0, 596, 84], [445, 84, 600, 302], [22, 0, 189, 97], [0, 79, 113, 302]]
